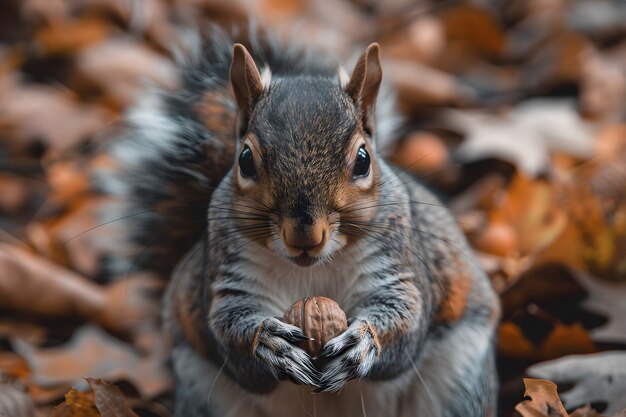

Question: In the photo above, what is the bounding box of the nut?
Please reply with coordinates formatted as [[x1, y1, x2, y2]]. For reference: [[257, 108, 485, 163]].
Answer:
[[283, 296, 348, 357]]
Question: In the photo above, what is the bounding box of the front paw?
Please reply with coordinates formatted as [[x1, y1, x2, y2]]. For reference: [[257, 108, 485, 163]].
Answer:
[[316, 318, 381, 392], [253, 317, 319, 387]]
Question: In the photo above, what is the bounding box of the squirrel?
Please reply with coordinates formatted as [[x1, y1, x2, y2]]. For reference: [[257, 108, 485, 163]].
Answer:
[[103, 27, 500, 417]]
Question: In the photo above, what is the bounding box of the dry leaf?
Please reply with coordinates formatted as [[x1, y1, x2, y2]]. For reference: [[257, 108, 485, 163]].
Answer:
[[87, 379, 139, 417], [0, 74, 113, 157], [14, 325, 171, 399], [36, 19, 109, 55], [447, 100, 594, 176], [528, 352, 626, 414], [498, 322, 535, 359], [50, 387, 99, 417], [0, 244, 106, 321], [537, 323, 596, 361], [74, 39, 178, 109], [0, 244, 161, 340], [0, 351, 30, 379], [572, 271, 626, 344], [516, 378, 569, 417], [26, 196, 119, 276]]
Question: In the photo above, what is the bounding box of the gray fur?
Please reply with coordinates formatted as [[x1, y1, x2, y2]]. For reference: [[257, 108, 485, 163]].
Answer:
[[106, 26, 499, 417]]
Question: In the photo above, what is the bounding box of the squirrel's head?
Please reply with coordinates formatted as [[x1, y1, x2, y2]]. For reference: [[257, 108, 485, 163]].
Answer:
[[227, 43, 383, 267]]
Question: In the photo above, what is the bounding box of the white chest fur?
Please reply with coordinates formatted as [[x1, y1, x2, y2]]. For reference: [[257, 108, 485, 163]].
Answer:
[[232, 239, 388, 317]]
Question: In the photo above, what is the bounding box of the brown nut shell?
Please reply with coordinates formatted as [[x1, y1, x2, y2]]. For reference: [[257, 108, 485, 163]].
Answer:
[[283, 296, 348, 357]]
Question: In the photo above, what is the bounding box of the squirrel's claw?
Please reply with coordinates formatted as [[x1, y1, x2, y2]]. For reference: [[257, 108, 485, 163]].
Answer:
[[316, 319, 380, 392], [253, 317, 320, 387]]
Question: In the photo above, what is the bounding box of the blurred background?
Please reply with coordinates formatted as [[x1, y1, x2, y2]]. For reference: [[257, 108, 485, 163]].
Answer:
[[0, 0, 625, 416]]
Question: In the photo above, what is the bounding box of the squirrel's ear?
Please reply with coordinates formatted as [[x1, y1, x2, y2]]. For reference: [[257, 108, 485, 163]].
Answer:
[[346, 43, 382, 136], [230, 43, 264, 132]]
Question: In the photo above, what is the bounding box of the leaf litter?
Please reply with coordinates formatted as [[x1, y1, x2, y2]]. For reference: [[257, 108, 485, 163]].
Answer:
[[0, 0, 625, 416]]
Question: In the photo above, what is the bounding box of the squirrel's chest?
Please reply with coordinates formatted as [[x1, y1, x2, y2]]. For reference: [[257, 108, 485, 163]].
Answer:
[[238, 249, 377, 316]]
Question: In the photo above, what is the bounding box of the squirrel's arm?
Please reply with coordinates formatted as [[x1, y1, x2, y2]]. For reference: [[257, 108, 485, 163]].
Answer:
[[209, 271, 319, 393], [317, 264, 427, 391]]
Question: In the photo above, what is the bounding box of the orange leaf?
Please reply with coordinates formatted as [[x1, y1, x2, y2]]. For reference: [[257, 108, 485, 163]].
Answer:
[[51, 387, 99, 417], [516, 378, 568, 417], [497, 322, 535, 359]]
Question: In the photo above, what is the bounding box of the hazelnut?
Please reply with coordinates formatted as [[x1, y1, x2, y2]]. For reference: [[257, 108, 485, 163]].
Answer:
[[283, 296, 348, 357]]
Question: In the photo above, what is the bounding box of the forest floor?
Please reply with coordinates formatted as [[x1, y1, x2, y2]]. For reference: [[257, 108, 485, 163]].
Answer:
[[0, 0, 625, 416]]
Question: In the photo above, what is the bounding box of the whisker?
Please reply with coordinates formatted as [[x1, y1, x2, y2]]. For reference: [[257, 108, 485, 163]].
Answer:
[[359, 386, 367, 417], [63, 209, 155, 243], [206, 353, 228, 412], [408, 353, 437, 411]]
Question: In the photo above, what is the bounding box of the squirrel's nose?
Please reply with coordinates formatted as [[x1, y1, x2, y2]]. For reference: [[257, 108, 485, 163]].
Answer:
[[282, 221, 327, 256]]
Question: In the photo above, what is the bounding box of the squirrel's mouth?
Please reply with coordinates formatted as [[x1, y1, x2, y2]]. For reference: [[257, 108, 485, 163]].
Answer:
[[291, 253, 318, 267]]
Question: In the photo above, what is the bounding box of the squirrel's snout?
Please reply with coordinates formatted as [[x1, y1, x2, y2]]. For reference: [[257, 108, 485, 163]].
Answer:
[[282, 220, 328, 258]]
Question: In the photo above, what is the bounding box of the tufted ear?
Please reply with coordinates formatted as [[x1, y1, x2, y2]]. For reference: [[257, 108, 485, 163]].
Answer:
[[345, 43, 382, 137], [230, 43, 263, 134]]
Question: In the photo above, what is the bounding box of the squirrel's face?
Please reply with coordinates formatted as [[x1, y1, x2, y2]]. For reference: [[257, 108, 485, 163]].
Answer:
[[228, 43, 383, 267]]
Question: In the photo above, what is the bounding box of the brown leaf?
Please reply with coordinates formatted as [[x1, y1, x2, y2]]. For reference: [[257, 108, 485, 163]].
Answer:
[[0, 244, 160, 338], [0, 351, 30, 379], [74, 40, 178, 109], [37, 19, 109, 55], [497, 322, 535, 359], [86, 379, 139, 417], [26, 197, 115, 276], [537, 323, 596, 361], [439, 4, 505, 70], [0, 174, 33, 215], [0, 244, 106, 321], [516, 378, 569, 417], [14, 325, 171, 399], [385, 59, 473, 109], [50, 388, 99, 417], [0, 74, 114, 157]]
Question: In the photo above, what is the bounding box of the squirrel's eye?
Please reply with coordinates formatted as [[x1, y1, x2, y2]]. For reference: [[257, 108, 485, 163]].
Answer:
[[239, 146, 257, 178], [353, 145, 370, 178]]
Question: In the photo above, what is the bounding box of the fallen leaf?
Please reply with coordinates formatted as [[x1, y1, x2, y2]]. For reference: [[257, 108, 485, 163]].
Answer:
[[87, 379, 139, 417], [74, 39, 178, 109], [516, 378, 569, 417], [571, 271, 626, 344], [0, 244, 161, 341], [0, 351, 30, 379], [447, 100, 595, 177], [0, 244, 106, 321], [498, 321, 535, 359], [36, 18, 109, 55], [14, 325, 171, 399], [26, 196, 120, 277], [528, 352, 626, 414], [0, 74, 114, 157], [50, 387, 98, 417], [537, 323, 596, 361]]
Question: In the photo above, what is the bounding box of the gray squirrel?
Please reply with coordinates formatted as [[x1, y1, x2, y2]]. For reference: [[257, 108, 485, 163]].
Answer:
[[105, 28, 500, 417]]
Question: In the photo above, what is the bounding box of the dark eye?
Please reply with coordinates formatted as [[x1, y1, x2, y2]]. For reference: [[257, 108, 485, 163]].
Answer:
[[353, 145, 370, 178], [239, 146, 257, 178]]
